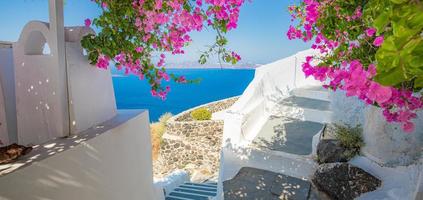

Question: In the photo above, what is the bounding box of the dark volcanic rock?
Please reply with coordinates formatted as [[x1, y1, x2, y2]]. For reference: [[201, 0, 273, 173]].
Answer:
[[0, 143, 32, 164], [316, 139, 349, 164], [312, 163, 381, 200]]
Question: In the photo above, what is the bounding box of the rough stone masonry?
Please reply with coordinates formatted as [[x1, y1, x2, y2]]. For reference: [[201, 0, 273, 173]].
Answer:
[[153, 97, 238, 181]]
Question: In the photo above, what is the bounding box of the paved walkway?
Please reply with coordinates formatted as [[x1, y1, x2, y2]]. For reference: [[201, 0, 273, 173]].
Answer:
[[223, 167, 312, 200], [252, 117, 323, 155]]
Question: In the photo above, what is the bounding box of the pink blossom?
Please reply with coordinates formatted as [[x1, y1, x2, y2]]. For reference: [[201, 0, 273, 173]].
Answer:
[[135, 47, 143, 53], [367, 82, 392, 104], [365, 28, 376, 37], [84, 18, 91, 27], [373, 36, 384, 47], [402, 122, 415, 133], [96, 55, 110, 69], [101, 2, 108, 9]]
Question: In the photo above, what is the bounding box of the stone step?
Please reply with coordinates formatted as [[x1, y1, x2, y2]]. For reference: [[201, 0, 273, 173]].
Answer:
[[292, 86, 330, 102], [274, 96, 332, 123], [165, 196, 193, 200], [179, 185, 217, 192], [222, 145, 317, 183], [166, 182, 217, 200], [223, 167, 312, 200], [184, 182, 217, 188], [168, 191, 210, 200], [174, 188, 216, 196], [252, 117, 324, 156]]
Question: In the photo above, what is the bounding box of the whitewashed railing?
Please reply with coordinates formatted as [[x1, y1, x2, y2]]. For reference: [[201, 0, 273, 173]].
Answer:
[[222, 49, 321, 147]]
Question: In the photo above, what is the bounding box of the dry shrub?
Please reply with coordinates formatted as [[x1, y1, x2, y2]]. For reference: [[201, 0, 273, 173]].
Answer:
[[150, 113, 173, 160]]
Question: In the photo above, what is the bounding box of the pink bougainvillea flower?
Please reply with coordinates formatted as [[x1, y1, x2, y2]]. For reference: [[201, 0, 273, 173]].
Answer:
[[84, 18, 91, 27], [373, 36, 384, 46], [402, 122, 415, 133], [96, 54, 110, 69], [365, 28, 376, 37], [101, 2, 108, 9], [135, 47, 143, 53], [367, 82, 392, 104]]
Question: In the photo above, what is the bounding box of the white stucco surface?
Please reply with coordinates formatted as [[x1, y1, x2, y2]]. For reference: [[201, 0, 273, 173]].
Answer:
[[154, 170, 189, 197], [362, 106, 422, 167], [0, 110, 160, 200], [350, 156, 422, 200], [329, 90, 366, 127], [65, 27, 117, 134], [0, 70, 8, 145], [13, 21, 69, 145], [222, 49, 321, 147], [0, 44, 17, 145], [12, 21, 117, 145]]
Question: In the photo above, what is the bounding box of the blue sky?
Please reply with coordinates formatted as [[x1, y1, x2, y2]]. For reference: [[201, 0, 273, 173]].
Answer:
[[0, 0, 310, 65]]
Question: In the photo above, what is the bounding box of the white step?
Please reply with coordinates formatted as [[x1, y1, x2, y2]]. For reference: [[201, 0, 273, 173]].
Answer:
[[292, 86, 330, 102], [166, 182, 217, 200], [222, 146, 317, 182], [273, 96, 332, 124], [252, 117, 324, 156]]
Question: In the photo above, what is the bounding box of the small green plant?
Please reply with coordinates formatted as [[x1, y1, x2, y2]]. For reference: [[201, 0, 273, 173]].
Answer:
[[190, 108, 212, 121], [334, 124, 364, 160]]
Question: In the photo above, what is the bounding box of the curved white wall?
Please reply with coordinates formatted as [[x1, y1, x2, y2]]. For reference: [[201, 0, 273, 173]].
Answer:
[[223, 49, 321, 146]]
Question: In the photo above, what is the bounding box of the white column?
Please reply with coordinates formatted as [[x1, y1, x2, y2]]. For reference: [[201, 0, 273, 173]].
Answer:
[[49, 0, 70, 136]]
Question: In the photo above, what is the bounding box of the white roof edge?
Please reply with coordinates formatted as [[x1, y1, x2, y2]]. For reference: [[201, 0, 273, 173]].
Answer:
[[0, 41, 13, 48]]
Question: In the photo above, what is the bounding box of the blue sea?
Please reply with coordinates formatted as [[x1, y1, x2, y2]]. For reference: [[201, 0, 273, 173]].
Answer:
[[112, 69, 255, 122]]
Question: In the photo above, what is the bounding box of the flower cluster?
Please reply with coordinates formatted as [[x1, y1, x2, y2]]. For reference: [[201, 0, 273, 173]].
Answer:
[[288, 0, 423, 132], [82, 0, 245, 100]]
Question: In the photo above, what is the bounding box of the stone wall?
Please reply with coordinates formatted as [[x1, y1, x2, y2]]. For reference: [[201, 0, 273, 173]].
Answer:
[[153, 97, 238, 181], [175, 97, 238, 121]]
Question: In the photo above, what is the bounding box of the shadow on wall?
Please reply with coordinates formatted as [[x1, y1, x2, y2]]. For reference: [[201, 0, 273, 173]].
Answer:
[[0, 110, 155, 200]]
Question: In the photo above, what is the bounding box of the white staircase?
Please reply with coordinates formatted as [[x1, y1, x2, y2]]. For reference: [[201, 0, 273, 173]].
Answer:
[[220, 86, 332, 199], [165, 182, 217, 200]]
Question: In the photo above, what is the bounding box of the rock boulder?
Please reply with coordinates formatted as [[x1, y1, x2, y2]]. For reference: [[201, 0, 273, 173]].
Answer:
[[316, 139, 349, 164], [312, 163, 381, 200]]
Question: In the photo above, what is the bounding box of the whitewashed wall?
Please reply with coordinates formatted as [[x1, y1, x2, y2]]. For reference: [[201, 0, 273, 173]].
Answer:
[[65, 27, 117, 134], [0, 42, 17, 145], [329, 90, 366, 127], [12, 22, 117, 145], [13, 21, 69, 145], [223, 49, 321, 146], [0, 110, 160, 200]]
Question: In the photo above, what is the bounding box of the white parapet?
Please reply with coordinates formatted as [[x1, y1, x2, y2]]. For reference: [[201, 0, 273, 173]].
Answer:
[[12, 21, 117, 145], [0, 110, 160, 200]]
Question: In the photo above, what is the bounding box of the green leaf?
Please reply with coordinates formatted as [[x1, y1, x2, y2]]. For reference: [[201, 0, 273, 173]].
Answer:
[[374, 67, 406, 86], [390, 0, 408, 4], [373, 12, 390, 34]]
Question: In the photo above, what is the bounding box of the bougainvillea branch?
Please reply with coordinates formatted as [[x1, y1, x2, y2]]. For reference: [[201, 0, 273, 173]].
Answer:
[[287, 0, 423, 132], [82, 0, 245, 100]]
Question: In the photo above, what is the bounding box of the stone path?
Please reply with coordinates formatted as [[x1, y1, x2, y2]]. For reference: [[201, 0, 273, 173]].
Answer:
[[252, 117, 324, 155], [223, 167, 312, 200], [279, 96, 331, 112]]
